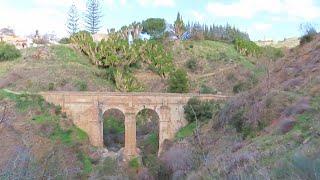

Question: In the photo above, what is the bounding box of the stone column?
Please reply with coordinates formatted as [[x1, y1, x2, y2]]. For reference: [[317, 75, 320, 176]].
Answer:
[[124, 110, 137, 158], [158, 106, 171, 155], [89, 100, 104, 147]]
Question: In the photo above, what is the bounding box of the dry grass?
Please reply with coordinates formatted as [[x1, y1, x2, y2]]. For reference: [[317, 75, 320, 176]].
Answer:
[[0, 45, 115, 92]]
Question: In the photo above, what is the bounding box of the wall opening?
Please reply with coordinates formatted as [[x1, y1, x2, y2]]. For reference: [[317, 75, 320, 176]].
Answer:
[[136, 108, 160, 171], [103, 108, 125, 152]]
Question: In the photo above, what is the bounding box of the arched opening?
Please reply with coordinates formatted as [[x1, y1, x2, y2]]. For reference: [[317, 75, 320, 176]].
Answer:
[[103, 108, 125, 152], [136, 108, 160, 174]]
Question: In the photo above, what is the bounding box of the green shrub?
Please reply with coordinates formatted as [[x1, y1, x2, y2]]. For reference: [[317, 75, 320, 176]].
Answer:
[[168, 69, 189, 93], [103, 116, 125, 134], [78, 152, 93, 175], [300, 34, 316, 45], [233, 74, 258, 94], [200, 85, 218, 94], [0, 42, 21, 61], [234, 37, 261, 57], [184, 98, 221, 123], [233, 82, 248, 93], [129, 157, 140, 169], [75, 80, 88, 91], [299, 23, 317, 45], [229, 108, 256, 138], [48, 82, 55, 91], [59, 37, 70, 44], [142, 154, 161, 176], [262, 46, 284, 60], [175, 121, 196, 139], [185, 58, 197, 71], [96, 157, 118, 176]]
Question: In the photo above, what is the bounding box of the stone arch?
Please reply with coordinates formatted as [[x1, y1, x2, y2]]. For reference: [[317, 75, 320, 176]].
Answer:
[[102, 108, 125, 152], [135, 108, 160, 156]]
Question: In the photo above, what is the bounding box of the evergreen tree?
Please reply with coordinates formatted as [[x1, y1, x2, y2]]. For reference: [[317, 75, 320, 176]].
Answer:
[[67, 4, 79, 35], [174, 12, 185, 39], [85, 0, 102, 34]]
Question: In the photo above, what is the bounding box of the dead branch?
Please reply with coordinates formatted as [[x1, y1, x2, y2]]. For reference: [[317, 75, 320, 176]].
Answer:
[[0, 103, 8, 124]]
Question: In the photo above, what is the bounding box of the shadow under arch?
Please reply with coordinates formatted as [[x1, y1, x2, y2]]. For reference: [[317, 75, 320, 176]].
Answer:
[[136, 108, 160, 156], [102, 108, 125, 152]]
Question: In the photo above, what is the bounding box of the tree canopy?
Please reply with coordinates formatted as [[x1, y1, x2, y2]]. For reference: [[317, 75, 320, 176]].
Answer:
[[85, 0, 102, 34], [142, 18, 166, 38]]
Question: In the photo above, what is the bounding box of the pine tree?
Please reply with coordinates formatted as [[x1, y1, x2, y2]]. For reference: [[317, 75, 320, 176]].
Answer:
[[67, 4, 79, 35], [174, 12, 185, 39], [85, 0, 102, 34]]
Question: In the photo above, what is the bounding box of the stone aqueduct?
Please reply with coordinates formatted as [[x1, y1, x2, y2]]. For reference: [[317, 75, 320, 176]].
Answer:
[[41, 91, 228, 157]]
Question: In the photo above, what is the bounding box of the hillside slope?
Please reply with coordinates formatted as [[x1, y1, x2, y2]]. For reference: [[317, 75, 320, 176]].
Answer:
[[0, 41, 255, 95], [0, 89, 93, 178], [0, 45, 114, 92], [160, 35, 320, 179]]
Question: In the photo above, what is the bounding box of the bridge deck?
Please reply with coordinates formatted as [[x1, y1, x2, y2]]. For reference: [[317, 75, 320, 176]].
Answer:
[[40, 91, 230, 98]]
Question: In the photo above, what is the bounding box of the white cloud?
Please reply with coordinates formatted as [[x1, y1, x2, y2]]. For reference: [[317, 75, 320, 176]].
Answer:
[[191, 10, 205, 22], [137, 0, 175, 7], [120, 0, 127, 6], [206, 0, 320, 20], [251, 23, 272, 31], [34, 0, 87, 11]]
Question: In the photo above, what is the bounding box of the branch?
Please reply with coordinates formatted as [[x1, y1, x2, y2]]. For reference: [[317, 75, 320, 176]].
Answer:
[[190, 105, 215, 177], [0, 103, 8, 124]]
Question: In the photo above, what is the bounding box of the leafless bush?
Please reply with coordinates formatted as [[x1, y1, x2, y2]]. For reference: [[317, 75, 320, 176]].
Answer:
[[160, 145, 194, 175], [0, 146, 40, 179]]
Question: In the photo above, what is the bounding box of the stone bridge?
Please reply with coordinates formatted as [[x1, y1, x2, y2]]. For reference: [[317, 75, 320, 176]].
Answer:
[[41, 91, 228, 157]]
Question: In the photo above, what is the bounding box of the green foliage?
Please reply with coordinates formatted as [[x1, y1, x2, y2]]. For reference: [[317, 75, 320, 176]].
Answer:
[[0, 42, 21, 61], [0, 90, 46, 112], [70, 31, 98, 64], [143, 155, 161, 176], [85, 0, 102, 34], [142, 18, 166, 38], [138, 40, 174, 78], [299, 23, 317, 45], [75, 80, 88, 91], [67, 4, 79, 35], [200, 84, 218, 94], [129, 157, 140, 169], [103, 116, 125, 134], [229, 108, 256, 138], [233, 74, 258, 93], [95, 157, 118, 176], [168, 69, 189, 93], [58, 37, 71, 44], [184, 98, 221, 123], [261, 46, 284, 60], [187, 23, 250, 42], [174, 12, 186, 39], [234, 37, 262, 57], [143, 132, 159, 154], [185, 58, 197, 71], [78, 152, 93, 175], [48, 82, 55, 91], [0, 89, 91, 176], [71, 31, 174, 92], [175, 121, 196, 140]]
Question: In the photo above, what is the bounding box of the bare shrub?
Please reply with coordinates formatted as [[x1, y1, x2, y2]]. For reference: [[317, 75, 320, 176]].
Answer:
[[0, 146, 40, 179], [160, 145, 194, 176]]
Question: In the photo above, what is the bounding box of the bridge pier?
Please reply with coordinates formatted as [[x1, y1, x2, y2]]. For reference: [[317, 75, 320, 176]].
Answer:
[[124, 110, 137, 158]]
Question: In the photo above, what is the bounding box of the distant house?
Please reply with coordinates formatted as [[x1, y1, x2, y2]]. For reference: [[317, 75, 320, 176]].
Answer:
[[0, 27, 28, 49], [93, 33, 109, 42], [139, 32, 150, 40]]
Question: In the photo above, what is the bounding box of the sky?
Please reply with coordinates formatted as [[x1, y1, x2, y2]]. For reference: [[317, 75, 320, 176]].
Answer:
[[0, 0, 319, 41]]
